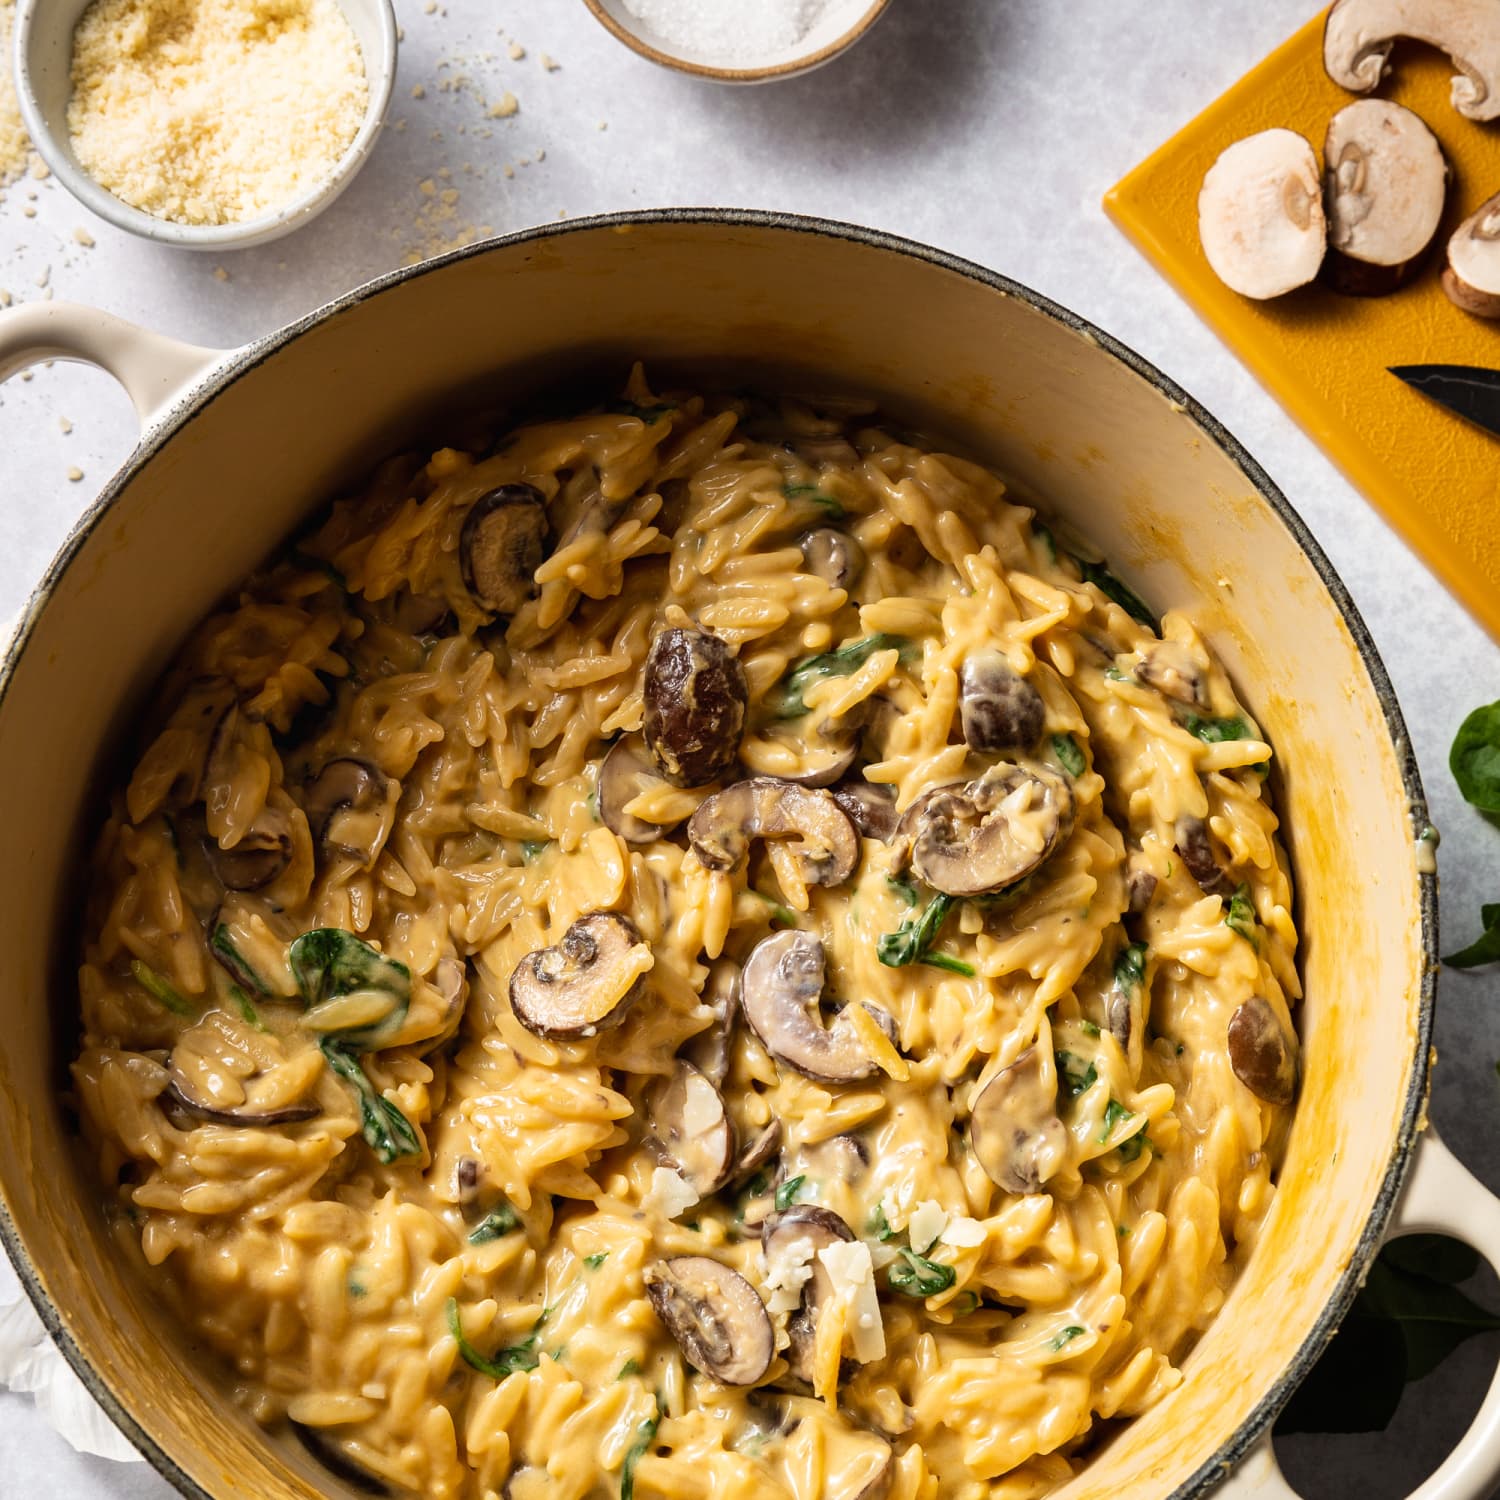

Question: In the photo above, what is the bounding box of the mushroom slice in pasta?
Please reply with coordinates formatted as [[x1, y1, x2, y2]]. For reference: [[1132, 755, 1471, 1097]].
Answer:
[[508, 911, 651, 1039], [645, 1256, 774, 1386], [959, 653, 1046, 752], [688, 779, 859, 888], [1175, 815, 1233, 898], [763, 1205, 856, 1387], [800, 528, 865, 589], [682, 958, 739, 1088], [1228, 996, 1298, 1104], [163, 1017, 321, 1128], [969, 1047, 1070, 1195], [1136, 640, 1206, 707], [897, 763, 1074, 898], [460, 483, 550, 617], [302, 758, 398, 870], [597, 735, 676, 845], [740, 930, 896, 1084], [644, 1061, 736, 1196], [204, 803, 294, 891], [830, 776, 899, 843]]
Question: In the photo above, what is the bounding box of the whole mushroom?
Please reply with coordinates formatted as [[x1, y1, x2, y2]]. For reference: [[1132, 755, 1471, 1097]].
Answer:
[[642, 627, 748, 788], [1228, 996, 1299, 1105], [740, 930, 898, 1084], [645, 1256, 774, 1386], [508, 911, 649, 1039], [643, 1061, 737, 1196], [959, 654, 1046, 753], [303, 759, 397, 869]]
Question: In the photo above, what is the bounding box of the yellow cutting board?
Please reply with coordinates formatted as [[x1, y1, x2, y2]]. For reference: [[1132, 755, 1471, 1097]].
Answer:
[[1105, 10, 1500, 641]]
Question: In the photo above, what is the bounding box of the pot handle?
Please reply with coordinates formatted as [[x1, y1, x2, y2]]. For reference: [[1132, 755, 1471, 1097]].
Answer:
[[1217, 1128, 1500, 1500], [0, 301, 225, 427]]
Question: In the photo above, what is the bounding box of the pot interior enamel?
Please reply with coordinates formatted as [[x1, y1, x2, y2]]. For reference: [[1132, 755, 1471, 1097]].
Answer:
[[0, 215, 1430, 1499]]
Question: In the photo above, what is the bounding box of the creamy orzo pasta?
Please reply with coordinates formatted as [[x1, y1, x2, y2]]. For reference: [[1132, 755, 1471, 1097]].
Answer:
[[72, 372, 1300, 1499]]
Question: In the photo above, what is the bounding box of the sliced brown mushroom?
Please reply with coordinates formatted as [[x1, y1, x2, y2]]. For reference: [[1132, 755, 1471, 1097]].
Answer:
[[959, 654, 1046, 753], [1323, 100, 1448, 295], [763, 1205, 856, 1387], [1175, 815, 1233, 898], [209, 894, 300, 998], [683, 958, 739, 1087], [688, 779, 859, 888], [742, 728, 861, 790], [1444, 189, 1500, 317], [733, 1120, 783, 1182], [740, 930, 896, 1083], [830, 777, 899, 843], [205, 805, 294, 891], [292, 1422, 390, 1496], [598, 735, 676, 844], [800, 529, 865, 590], [302, 759, 396, 869], [1126, 865, 1159, 917], [415, 957, 468, 1054], [969, 1047, 1069, 1195], [162, 1075, 321, 1128], [1228, 996, 1298, 1104], [1198, 129, 1327, 300], [508, 911, 648, 1038], [460, 483, 550, 616], [897, 763, 1074, 898], [642, 627, 748, 788], [1136, 641, 1205, 707], [644, 1061, 736, 1195], [645, 1256, 774, 1386], [1324, 0, 1500, 121]]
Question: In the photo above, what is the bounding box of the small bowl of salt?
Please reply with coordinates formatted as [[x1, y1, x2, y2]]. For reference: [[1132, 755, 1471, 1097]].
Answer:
[[583, 0, 889, 83]]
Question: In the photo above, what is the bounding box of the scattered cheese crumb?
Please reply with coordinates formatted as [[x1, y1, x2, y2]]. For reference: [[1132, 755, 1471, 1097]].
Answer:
[[0, 290, 11, 307], [907, 1201, 947, 1255], [488, 91, 518, 119], [213, 266, 230, 282], [68, 0, 369, 225], [34, 266, 49, 289], [0, 0, 35, 185], [73, 227, 96, 247], [66, 466, 84, 482], [59, 417, 73, 434], [412, 83, 426, 99], [22, 203, 34, 218], [29, 157, 48, 180], [423, 0, 435, 12], [599, 120, 609, 131], [644, 1166, 698, 1220], [541, 52, 559, 70], [762, 1234, 817, 1319], [20, 369, 32, 381], [507, 40, 524, 60]]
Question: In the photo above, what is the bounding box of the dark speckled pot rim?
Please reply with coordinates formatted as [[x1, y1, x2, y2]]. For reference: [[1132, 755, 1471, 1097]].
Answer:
[[0, 208, 1437, 1500]]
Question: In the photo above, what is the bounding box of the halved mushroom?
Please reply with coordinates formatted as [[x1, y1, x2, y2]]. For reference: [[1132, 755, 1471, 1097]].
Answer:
[[508, 911, 649, 1038], [959, 654, 1045, 753], [800, 528, 865, 590], [645, 1256, 774, 1386], [292, 1422, 390, 1497], [896, 763, 1074, 898], [688, 780, 859, 887], [1198, 129, 1327, 300], [302, 759, 396, 869], [740, 930, 897, 1084], [642, 627, 748, 788], [1228, 996, 1298, 1104], [763, 1205, 856, 1387], [162, 1071, 321, 1128], [598, 735, 677, 844], [460, 483, 550, 616], [644, 1061, 737, 1195], [1175, 815, 1233, 898], [1126, 863, 1159, 917], [1323, 100, 1449, 294], [969, 1047, 1069, 1195], [1444, 189, 1500, 317], [683, 958, 739, 1087], [1324, 0, 1500, 121], [205, 805, 294, 891], [1136, 641, 1205, 708], [830, 777, 899, 843]]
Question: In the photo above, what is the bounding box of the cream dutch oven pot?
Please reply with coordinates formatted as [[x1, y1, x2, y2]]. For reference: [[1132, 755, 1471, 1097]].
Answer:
[[0, 211, 1492, 1500]]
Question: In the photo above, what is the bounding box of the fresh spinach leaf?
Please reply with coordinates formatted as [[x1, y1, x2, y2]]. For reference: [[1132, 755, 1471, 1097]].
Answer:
[[1049, 1324, 1087, 1351], [1051, 732, 1086, 777], [1114, 942, 1147, 996], [868, 1204, 897, 1242], [1443, 903, 1500, 969], [291, 929, 410, 1048], [1076, 559, 1157, 628], [227, 983, 265, 1032], [1056, 1050, 1098, 1098], [1224, 884, 1260, 950], [319, 1040, 421, 1163], [775, 1175, 808, 1212], [130, 960, 193, 1016], [775, 633, 915, 718], [1185, 714, 1251, 743], [468, 1200, 520, 1244], [445, 1297, 542, 1380], [1451, 702, 1500, 813], [618, 1359, 641, 1379], [620, 1402, 661, 1500], [877, 891, 973, 975], [585, 1251, 608, 1270], [888, 1247, 957, 1298]]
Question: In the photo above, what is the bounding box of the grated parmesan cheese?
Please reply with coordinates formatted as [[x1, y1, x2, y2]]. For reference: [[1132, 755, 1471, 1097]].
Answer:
[[66, 0, 369, 226], [0, 0, 33, 186]]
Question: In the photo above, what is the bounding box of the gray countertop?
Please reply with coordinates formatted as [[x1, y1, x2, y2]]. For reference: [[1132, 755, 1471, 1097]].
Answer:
[[2, 2, 1497, 1496]]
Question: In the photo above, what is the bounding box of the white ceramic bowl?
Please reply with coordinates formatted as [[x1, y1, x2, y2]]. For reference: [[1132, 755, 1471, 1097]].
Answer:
[[582, 0, 888, 83], [12, 0, 397, 251]]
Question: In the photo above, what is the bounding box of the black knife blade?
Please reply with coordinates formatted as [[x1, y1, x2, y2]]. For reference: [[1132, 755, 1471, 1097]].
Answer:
[[1389, 363, 1500, 440]]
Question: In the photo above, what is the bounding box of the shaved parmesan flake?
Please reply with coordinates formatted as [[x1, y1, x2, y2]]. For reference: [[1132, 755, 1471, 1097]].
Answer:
[[907, 1201, 948, 1255], [818, 1240, 885, 1364], [645, 1166, 698, 1220], [941, 1215, 988, 1249]]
